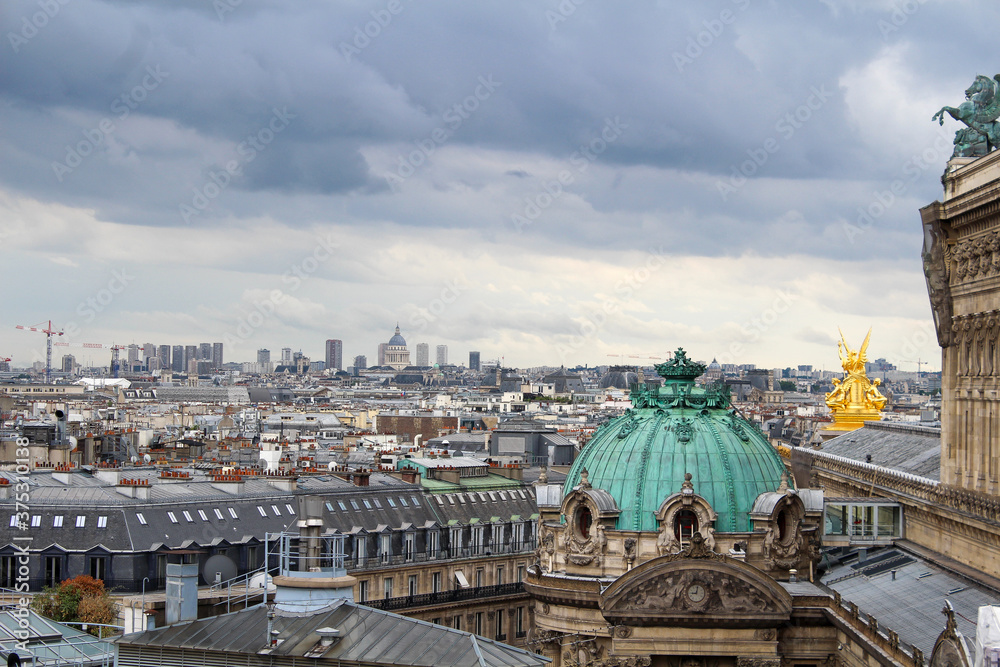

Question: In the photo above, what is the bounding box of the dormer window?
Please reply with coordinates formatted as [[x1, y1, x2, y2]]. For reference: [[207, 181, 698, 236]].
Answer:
[[575, 506, 593, 540], [674, 509, 698, 543]]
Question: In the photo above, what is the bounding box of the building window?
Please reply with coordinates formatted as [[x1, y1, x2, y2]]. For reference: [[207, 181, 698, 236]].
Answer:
[[399, 496, 408, 507], [136, 513, 147, 526], [674, 509, 698, 543], [428, 530, 439, 558], [432, 572, 441, 593], [475, 612, 484, 637], [350, 500, 360, 510], [0, 557, 13, 588], [575, 505, 593, 539], [383, 577, 393, 599], [363, 499, 372, 509], [379, 534, 391, 564], [516, 606, 526, 638], [387, 497, 396, 508], [197, 510, 208, 521], [257, 506, 267, 517], [45, 556, 62, 587], [248, 545, 259, 569], [372, 498, 382, 509], [285, 504, 295, 514], [356, 536, 368, 561], [97, 516, 107, 528], [475, 568, 484, 588], [496, 566, 504, 585], [495, 609, 505, 641], [167, 512, 178, 524], [271, 505, 281, 516], [338, 501, 347, 511], [75, 516, 86, 528], [30, 515, 40, 528], [8, 516, 18, 528], [408, 574, 418, 597], [229, 508, 238, 519], [450, 526, 463, 557], [471, 526, 484, 555], [453, 615, 461, 630], [53, 516, 63, 528], [492, 524, 504, 553], [89, 556, 106, 581], [214, 509, 225, 520], [404, 533, 414, 562], [411, 496, 421, 507], [359, 580, 369, 602]]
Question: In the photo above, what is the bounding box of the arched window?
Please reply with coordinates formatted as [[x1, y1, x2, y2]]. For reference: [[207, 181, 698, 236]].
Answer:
[[777, 508, 788, 542], [575, 506, 593, 539], [674, 509, 698, 542]]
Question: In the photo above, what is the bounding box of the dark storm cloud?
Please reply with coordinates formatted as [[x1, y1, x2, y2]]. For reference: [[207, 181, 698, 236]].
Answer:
[[1, 0, 998, 254]]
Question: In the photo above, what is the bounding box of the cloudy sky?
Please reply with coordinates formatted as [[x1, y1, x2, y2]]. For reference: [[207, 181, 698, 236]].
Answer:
[[0, 0, 990, 371]]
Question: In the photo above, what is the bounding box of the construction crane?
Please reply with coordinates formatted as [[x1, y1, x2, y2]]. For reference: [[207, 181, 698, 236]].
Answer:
[[15, 320, 64, 383], [606, 353, 666, 364], [900, 359, 928, 377], [54, 341, 127, 377]]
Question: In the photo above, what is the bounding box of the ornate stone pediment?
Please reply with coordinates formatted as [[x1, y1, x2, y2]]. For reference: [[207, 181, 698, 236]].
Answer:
[[600, 555, 792, 626]]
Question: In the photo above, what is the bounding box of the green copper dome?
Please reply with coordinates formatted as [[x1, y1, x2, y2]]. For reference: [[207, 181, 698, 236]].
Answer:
[[565, 349, 788, 533]]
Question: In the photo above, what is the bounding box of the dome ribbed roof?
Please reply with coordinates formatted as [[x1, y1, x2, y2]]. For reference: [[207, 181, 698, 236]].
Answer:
[[565, 348, 788, 533], [388, 325, 406, 346]]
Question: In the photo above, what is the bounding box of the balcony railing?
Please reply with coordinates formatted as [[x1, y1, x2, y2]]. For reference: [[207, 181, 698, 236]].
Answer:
[[364, 582, 526, 611], [345, 542, 535, 572]]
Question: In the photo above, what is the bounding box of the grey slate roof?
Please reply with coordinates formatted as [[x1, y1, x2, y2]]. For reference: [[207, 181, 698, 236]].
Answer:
[[819, 422, 941, 480], [823, 547, 1000, 658], [117, 600, 549, 666]]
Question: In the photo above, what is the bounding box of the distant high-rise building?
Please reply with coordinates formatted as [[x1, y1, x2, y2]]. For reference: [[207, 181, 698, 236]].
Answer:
[[281, 347, 292, 363], [469, 351, 481, 371], [147, 357, 161, 371], [257, 349, 270, 364], [436, 345, 448, 366], [143, 343, 156, 360], [212, 342, 224, 369], [184, 345, 197, 371], [127, 344, 140, 366], [377, 343, 387, 367], [158, 345, 171, 368], [416, 343, 429, 366], [354, 355, 367, 370], [325, 339, 343, 371], [198, 343, 212, 361], [172, 345, 184, 372], [61, 354, 75, 373]]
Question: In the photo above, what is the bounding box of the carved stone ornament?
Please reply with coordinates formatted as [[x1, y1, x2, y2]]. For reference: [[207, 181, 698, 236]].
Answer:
[[655, 481, 718, 556], [736, 658, 781, 667], [561, 491, 608, 566], [562, 637, 604, 667], [761, 495, 805, 570], [753, 628, 777, 641], [930, 602, 972, 667], [623, 538, 637, 563], [595, 657, 651, 667], [613, 625, 633, 639], [657, 531, 724, 563]]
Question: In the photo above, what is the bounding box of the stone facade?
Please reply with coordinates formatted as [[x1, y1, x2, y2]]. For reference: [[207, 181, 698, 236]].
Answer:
[[920, 151, 1000, 492]]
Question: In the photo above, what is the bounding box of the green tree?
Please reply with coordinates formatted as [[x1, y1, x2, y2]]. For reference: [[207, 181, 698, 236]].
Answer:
[[31, 575, 120, 637], [779, 380, 796, 392]]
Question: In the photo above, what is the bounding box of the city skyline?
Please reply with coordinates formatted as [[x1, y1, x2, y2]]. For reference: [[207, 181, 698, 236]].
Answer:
[[1, 2, 983, 371]]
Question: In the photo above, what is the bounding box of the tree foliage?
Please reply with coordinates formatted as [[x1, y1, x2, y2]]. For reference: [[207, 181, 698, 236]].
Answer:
[[31, 575, 120, 637]]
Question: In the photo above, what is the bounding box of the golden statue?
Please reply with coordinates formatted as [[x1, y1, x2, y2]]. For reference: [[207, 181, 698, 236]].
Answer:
[[823, 328, 888, 432]]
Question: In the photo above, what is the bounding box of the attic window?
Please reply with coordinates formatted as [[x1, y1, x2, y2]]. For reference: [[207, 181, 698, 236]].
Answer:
[[53, 516, 64, 527], [372, 498, 382, 509], [183, 511, 194, 522], [399, 497, 408, 507], [198, 510, 208, 521], [387, 498, 396, 508], [214, 509, 224, 520], [30, 515, 40, 528], [167, 512, 178, 524], [363, 500, 372, 509], [411, 496, 420, 506], [8, 516, 18, 528], [76, 516, 86, 528], [498, 492, 507, 500], [350, 500, 359, 510], [97, 516, 107, 528], [229, 508, 238, 519], [285, 504, 295, 514], [271, 505, 281, 516], [257, 506, 267, 517], [136, 513, 147, 525], [338, 501, 347, 511]]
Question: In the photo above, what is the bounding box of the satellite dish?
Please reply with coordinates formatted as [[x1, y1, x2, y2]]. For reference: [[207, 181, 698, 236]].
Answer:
[[143, 454, 152, 464], [202, 554, 237, 584], [68, 436, 78, 450], [130, 456, 138, 463], [327, 461, 337, 471]]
